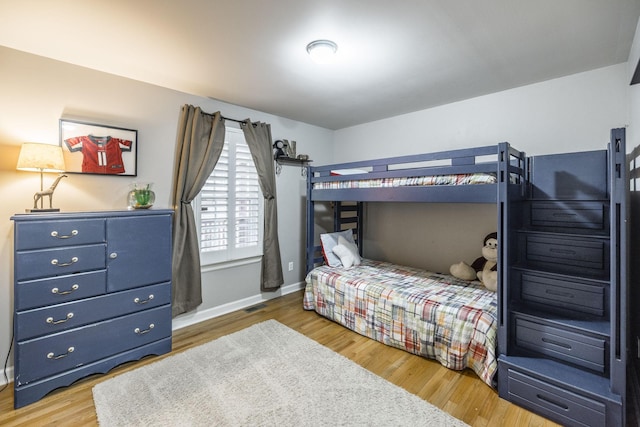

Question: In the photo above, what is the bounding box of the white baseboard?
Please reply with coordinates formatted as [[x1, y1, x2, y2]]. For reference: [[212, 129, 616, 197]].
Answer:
[[0, 368, 12, 388], [171, 281, 305, 331], [0, 282, 306, 387]]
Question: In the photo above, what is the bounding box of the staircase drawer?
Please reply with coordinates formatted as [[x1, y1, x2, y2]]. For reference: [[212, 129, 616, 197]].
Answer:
[[505, 368, 605, 427], [530, 202, 605, 230], [519, 272, 606, 316], [16, 305, 171, 384], [523, 234, 607, 276], [515, 317, 605, 373], [16, 283, 171, 340], [15, 218, 105, 250]]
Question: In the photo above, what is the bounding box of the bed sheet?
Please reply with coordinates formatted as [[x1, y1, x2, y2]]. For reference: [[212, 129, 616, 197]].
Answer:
[[303, 259, 497, 386], [312, 173, 497, 190]]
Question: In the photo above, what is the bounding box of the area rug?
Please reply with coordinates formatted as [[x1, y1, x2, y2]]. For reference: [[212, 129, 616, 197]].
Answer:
[[93, 320, 468, 426]]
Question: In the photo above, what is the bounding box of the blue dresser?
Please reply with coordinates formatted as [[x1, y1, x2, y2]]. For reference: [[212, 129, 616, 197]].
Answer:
[[11, 210, 173, 408]]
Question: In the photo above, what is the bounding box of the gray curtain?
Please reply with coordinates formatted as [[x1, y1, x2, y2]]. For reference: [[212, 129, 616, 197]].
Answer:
[[241, 120, 284, 291], [171, 105, 225, 316]]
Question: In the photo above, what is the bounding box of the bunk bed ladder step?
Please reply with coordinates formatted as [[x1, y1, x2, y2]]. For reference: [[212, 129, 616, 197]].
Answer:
[[334, 202, 364, 255]]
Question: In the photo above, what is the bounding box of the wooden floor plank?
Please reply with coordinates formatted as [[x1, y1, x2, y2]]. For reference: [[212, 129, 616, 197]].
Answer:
[[0, 290, 566, 426]]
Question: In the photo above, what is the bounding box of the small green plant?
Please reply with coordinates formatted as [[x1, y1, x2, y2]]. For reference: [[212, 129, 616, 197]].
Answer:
[[128, 183, 155, 209], [134, 186, 152, 206]]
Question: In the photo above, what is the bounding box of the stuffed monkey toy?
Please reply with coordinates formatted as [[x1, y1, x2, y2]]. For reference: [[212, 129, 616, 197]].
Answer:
[[449, 232, 498, 291]]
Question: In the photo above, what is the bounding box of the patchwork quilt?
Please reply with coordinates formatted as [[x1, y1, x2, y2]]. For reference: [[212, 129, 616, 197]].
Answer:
[[303, 259, 498, 386]]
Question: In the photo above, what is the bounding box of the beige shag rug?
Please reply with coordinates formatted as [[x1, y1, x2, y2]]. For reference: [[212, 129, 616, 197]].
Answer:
[[93, 320, 468, 426]]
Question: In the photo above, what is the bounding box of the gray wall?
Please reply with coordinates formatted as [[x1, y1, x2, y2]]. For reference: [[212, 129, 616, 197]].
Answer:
[[627, 18, 640, 370], [0, 46, 334, 374], [333, 63, 629, 273], [0, 26, 638, 382]]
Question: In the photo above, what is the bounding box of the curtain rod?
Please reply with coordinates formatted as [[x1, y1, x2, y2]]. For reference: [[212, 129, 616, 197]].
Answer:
[[193, 107, 259, 126], [196, 109, 240, 122], [221, 115, 260, 127], [200, 110, 257, 126], [221, 115, 246, 125]]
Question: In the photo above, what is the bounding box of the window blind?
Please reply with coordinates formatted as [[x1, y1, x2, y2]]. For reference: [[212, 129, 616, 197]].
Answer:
[[197, 127, 263, 264]]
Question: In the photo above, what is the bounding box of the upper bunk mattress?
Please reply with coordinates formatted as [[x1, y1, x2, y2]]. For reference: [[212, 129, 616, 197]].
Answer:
[[303, 259, 497, 387], [312, 172, 497, 190]]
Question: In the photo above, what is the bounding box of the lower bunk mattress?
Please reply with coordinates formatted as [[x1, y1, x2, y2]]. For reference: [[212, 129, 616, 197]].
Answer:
[[303, 259, 497, 386]]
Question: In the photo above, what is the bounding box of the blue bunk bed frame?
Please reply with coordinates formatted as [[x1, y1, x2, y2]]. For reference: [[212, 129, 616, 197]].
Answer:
[[305, 142, 526, 274], [303, 130, 627, 426]]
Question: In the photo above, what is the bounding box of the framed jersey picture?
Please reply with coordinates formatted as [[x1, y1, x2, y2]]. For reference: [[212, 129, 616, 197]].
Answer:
[[59, 119, 137, 176]]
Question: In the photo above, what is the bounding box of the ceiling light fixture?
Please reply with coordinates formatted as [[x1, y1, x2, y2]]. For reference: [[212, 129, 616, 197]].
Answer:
[[306, 39, 338, 64]]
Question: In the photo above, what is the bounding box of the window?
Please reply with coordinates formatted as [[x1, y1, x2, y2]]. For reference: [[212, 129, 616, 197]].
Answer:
[[194, 127, 263, 265]]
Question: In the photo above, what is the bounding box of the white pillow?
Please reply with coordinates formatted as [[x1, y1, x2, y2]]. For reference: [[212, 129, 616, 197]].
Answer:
[[320, 230, 358, 267], [332, 244, 356, 268], [337, 235, 361, 266]]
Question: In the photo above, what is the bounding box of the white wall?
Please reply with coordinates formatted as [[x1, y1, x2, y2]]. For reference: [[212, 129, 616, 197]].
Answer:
[[629, 16, 640, 145], [0, 40, 636, 384], [0, 46, 334, 379], [335, 64, 628, 159], [333, 64, 630, 273], [626, 17, 640, 366], [629, 18, 640, 155]]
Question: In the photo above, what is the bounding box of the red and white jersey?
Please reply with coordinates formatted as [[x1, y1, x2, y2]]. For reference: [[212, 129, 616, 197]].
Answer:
[[64, 135, 133, 174]]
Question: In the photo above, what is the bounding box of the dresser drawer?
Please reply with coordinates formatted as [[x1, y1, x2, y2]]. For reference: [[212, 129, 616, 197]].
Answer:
[[16, 282, 171, 341], [519, 272, 606, 316], [529, 202, 606, 231], [523, 234, 607, 276], [15, 244, 106, 281], [15, 219, 105, 250], [515, 316, 606, 373], [505, 368, 605, 427], [16, 305, 171, 385], [16, 270, 107, 311]]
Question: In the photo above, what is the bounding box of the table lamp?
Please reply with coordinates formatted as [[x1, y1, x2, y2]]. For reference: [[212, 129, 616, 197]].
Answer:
[[16, 143, 67, 213]]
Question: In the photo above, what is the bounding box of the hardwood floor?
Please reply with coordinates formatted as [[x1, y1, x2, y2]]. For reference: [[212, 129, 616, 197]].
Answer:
[[0, 290, 563, 426]]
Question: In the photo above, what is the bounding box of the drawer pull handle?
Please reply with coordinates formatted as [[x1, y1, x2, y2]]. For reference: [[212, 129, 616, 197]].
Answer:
[[51, 284, 80, 295], [46, 313, 74, 325], [47, 347, 75, 360], [134, 294, 155, 305], [551, 213, 577, 218], [545, 289, 574, 298], [51, 257, 79, 267], [536, 393, 569, 411], [51, 230, 79, 239], [549, 248, 576, 255], [134, 324, 155, 335], [541, 337, 572, 350]]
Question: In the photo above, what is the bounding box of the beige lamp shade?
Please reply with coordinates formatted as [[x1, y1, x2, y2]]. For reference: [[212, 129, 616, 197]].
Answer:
[[16, 143, 65, 172]]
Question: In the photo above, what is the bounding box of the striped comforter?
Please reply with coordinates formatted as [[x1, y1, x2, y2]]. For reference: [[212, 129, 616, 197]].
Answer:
[[303, 259, 497, 386]]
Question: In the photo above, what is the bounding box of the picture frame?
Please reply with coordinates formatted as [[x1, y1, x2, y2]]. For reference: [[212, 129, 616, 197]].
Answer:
[[59, 119, 138, 176]]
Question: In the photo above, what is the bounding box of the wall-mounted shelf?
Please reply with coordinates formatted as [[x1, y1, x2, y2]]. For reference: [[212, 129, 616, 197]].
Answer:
[[274, 156, 312, 176]]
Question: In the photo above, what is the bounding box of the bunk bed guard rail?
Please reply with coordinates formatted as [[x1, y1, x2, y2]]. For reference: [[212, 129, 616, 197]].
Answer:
[[305, 142, 526, 273]]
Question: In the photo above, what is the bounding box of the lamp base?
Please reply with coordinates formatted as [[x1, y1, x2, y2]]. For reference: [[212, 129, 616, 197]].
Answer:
[[25, 208, 60, 213]]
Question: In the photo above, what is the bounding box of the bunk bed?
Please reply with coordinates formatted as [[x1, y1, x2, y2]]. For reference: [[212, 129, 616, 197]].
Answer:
[[303, 143, 527, 387], [303, 130, 628, 426]]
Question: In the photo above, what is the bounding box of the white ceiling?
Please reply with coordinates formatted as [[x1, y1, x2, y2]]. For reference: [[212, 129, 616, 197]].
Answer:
[[1, 1, 639, 130]]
